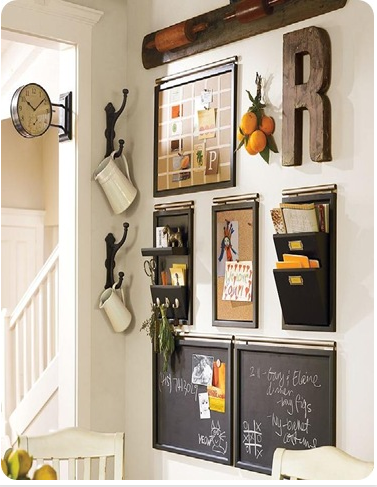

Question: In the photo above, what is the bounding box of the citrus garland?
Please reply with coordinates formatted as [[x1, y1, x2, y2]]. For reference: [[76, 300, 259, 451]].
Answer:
[[237, 73, 278, 163]]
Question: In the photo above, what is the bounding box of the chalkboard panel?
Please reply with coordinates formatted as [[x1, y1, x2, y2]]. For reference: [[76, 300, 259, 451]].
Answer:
[[235, 339, 336, 474], [153, 336, 233, 465]]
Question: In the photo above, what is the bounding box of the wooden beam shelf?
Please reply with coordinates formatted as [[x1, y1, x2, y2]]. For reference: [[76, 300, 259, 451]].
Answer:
[[142, 0, 347, 69]]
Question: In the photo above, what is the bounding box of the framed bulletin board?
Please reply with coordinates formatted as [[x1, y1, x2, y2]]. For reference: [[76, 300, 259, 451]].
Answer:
[[212, 194, 259, 328], [153, 57, 238, 197], [234, 338, 336, 475], [153, 335, 233, 465]]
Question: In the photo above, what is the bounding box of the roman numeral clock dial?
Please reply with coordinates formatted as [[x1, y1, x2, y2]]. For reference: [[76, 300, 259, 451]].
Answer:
[[10, 83, 53, 138]]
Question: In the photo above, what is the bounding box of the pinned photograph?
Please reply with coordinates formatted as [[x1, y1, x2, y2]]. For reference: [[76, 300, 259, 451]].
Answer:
[[198, 392, 211, 419], [198, 108, 216, 139], [222, 261, 253, 302], [170, 120, 182, 136], [207, 360, 226, 413], [171, 104, 181, 119], [205, 149, 219, 175], [170, 86, 182, 104], [200, 88, 213, 108], [191, 354, 214, 386], [194, 143, 205, 168], [217, 219, 239, 277], [170, 139, 181, 152]]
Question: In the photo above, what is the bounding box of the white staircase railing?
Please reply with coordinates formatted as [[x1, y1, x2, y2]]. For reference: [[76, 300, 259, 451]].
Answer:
[[3, 246, 59, 430]]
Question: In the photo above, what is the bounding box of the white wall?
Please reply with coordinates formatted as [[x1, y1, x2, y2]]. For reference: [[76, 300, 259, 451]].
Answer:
[[1, 0, 373, 483], [123, 0, 374, 482]]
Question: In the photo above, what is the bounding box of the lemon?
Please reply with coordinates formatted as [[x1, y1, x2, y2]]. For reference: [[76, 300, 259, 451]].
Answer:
[[7, 450, 20, 479], [1, 458, 8, 476], [16, 449, 33, 477], [6, 448, 33, 479], [32, 464, 58, 480]]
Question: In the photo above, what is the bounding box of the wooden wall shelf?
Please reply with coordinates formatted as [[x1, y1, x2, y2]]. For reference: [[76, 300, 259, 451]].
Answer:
[[142, 0, 347, 69]]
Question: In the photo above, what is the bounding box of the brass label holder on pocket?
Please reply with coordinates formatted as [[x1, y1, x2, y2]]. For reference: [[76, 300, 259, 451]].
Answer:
[[289, 275, 304, 286], [288, 240, 303, 251]]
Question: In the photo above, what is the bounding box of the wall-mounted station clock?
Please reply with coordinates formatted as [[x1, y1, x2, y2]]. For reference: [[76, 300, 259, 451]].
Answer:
[[10, 82, 72, 141]]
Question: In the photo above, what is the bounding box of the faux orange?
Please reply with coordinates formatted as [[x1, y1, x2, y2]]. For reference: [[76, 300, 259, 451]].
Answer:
[[240, 111, 257, 135], [247, 129, 267, 153], [245, 137, 258, 155], [259, 115, 275, 136]]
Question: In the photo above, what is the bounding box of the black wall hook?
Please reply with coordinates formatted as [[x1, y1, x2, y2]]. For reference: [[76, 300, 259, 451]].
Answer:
[[113, 138, 124, 159], [104, 222, 129, 289], [104, 88, 129, 158]]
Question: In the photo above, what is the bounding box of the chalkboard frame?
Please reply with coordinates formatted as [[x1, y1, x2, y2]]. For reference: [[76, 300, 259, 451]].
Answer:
[[234, 339, 336, 475], [153, 335, 233, 465]]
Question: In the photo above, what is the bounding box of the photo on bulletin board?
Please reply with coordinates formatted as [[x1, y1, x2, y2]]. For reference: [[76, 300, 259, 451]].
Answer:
[[212, 196, 259, 328], [153, 57, 238, 197]]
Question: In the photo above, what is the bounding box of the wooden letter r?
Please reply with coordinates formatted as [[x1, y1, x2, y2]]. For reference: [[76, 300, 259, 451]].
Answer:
[[282, 26, 332, 166]]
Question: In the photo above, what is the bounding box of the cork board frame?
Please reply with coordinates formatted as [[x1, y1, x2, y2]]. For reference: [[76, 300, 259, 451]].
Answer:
[[153, 57, 238, 197], [212, 196, 259, 328]]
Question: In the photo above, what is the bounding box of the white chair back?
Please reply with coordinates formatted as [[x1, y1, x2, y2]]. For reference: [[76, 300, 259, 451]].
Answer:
[[19, 427, 124, 480], [271, 446, 374, 481]]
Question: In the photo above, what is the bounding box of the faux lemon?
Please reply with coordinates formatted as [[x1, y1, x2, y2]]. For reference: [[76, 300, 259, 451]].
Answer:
[[32, 464, 58, 480]]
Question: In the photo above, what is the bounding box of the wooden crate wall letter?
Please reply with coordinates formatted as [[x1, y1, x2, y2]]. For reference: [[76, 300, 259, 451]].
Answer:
[[282, 26, 332, 166]]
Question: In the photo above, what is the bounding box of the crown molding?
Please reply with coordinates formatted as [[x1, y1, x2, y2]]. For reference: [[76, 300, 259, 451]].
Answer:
[[3, 0, 103, 27]]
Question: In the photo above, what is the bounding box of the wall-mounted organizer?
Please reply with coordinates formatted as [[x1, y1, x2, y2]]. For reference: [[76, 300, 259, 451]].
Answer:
[[272, 184, 337, 331], [141, 201, 194, 325], [212, 193, 259, 328]]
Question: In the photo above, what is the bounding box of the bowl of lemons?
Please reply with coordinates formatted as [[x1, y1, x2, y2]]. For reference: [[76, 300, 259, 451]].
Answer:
[[1, 447, 57, 480]]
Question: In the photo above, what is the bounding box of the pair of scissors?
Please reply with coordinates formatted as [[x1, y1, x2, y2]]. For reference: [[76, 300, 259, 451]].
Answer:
[[143, 258, 156, 285]]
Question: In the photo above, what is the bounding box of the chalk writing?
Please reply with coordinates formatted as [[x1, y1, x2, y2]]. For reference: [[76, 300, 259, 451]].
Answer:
[[158, 372, 172, 394], [269, 412, 318, 448], [158, 372, 198, 401], [243, 420, 263, 458], [198, 420, 228, 455], [173, 377, 199, 401], [249, 364, 323, 451], [237, 346, 334, 472]]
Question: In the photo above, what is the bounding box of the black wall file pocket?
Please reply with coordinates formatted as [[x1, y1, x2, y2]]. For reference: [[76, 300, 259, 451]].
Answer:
[[272, 184, 337, 331], [273, 267, 329, 326]]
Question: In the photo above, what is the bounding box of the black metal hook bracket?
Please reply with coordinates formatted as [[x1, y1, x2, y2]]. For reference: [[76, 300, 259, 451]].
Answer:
[[104, 222, 129, 289], [104, 88, 129, 158], [51, 91, 72, 142]]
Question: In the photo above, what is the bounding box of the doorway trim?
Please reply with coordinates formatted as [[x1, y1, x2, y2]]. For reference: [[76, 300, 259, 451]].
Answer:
[[1, 0, 103, 429]]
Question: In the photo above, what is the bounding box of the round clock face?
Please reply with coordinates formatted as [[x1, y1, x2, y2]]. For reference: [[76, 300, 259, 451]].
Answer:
[[10, 83, 52, 138]]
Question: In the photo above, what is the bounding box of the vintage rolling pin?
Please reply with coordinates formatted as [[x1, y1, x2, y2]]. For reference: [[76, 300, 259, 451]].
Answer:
[[145, 19, 208, 52], [224, 0, 287, 23]]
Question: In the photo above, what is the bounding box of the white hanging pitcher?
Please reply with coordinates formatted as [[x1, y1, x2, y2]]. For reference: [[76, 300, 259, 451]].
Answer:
[[99, 283, 132, 333], [94, 151, 137, 214]]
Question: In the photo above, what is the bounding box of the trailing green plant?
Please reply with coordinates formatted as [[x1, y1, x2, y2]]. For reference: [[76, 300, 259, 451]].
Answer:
[[141, 303, 176, 372]]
